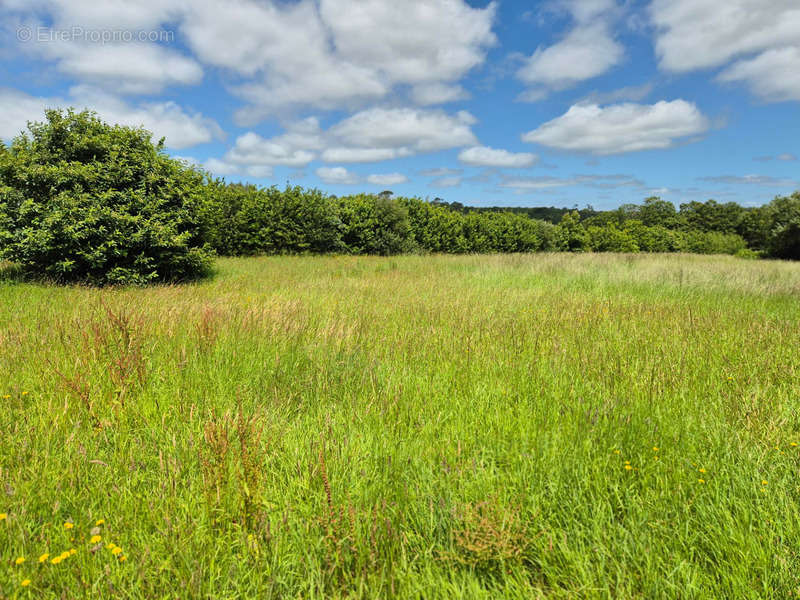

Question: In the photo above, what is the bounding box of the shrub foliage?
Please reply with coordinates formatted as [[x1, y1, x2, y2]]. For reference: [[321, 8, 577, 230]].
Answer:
[[0, 109, 213, 285]]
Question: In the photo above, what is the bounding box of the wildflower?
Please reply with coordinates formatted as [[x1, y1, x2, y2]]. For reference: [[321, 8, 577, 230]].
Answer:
[[111, 547, 122, 556], [762, 480, 768, 486], [106, 543, 115, 550], [68, 548, 76, 556], [90, 535, 101, 544], [21, 391, 28, 395], [59, 551, 70, 560], [38, 553, 49, 563], [699, 468, 706, 474], [95, 519, 105, 526], [51, 556, 63, 565], [613, 450, 620, 455], [652, 447, 659, 452], [21, 579, 31, 587], [15, 557, 25, 565], [0, 513, 6, 521], [118, 555, 126, 562], [698, 479, 705, 483], [791, 443, 798, 447], [624, 465, 633, 470], [63, 522, 74, 530], [624, 460, 630, 464]]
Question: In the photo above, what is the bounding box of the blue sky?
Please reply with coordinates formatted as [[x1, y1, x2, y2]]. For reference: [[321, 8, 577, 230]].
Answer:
[[1, 0, 799, 209]]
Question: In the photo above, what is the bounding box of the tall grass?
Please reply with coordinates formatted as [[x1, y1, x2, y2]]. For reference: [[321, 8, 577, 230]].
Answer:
[[1, 253, 799, 598]]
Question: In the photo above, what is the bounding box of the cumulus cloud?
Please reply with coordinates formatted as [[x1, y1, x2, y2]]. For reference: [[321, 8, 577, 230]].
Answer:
[[330, 108, 478, 154], [717, 47, 800, 102], [3, 0, 496, 116], [522, 100, 709, 154], [321, 147, 410, 163], [366, 173, 408, 186], [458, 146, 537, 168], [650, 0, 800, 103], [649, 0, 800, 72], [0, 86, 222, 149], [316, 166, 360, 185], [517, 0, 623, 98]]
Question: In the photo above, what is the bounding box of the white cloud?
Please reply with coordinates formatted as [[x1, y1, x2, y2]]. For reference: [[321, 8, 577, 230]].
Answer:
[[0, 86, 222, 149], [518, 23, 623, 92], [181, 0, 495, 120], [69, 86, 223, 149], [778, 153, 798, 161], [517, 0, 623, 97], [4, 0, 496, 118], [316, 166, 359, 185], [0, 88, 57, 140], [410, 83, 469, 106], [321, 147, 409, 163], [522, 100, 709, 154], [698, 174, 798, 186], [718, 47, 800, 102], [38, 43, 202, 95], [431, 176, 462, 188], [458, 146, 537, 168], [419, 167, 462, 177], [226, 132, 316, 168], [366, 173, 408, 186], [649, 0, 800, 73], [203, 158, 273, 179], [330, 108, 477, 153], [500, 176, 571, 190]]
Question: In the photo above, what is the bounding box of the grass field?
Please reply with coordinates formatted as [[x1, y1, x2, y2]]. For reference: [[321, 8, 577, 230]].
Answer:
[[1, 253, 799, 598]]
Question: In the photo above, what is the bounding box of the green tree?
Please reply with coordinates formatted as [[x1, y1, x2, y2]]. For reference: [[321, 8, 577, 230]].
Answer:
[[0, 109, 213, 285]]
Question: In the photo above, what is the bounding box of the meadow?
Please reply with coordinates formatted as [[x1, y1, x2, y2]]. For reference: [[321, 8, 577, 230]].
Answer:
[[1, 252, 799, 598]]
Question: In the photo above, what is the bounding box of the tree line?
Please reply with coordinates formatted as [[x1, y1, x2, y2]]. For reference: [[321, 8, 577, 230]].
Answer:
[[1, 110, 798, 285]]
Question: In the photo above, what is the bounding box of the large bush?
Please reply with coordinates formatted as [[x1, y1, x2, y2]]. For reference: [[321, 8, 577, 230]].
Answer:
[[0, 109, 213, 285]]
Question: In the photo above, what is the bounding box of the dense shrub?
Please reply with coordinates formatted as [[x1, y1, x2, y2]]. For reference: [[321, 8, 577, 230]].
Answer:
[[335, 194, 415, 255], [199, 182, 342, 255], [0, 109, 212, 285], [586, 225, 639, 253], [763, 193, 800, 260]]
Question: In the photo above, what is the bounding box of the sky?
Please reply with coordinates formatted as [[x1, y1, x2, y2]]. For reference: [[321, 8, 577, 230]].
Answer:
[[1, 0, 799, 210]]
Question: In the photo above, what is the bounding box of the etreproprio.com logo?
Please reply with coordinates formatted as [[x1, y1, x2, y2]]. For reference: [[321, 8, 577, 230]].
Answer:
[[16, 26, 175, 44]]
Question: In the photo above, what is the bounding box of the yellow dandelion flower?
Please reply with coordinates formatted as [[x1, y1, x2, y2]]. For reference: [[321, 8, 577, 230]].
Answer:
[[762, 480, 768, 486], [59, 551, 69, 560], [51, 556, 62, 565], [21, 391, 28, 395], [654, 456, 659, 460], [15, 556, 25, 565], [63, 522, 74, 530], [68, 548, 76, 556], [118, 555, 126, 562], [38, 553, 49, 563], [21, 579, 31, 587], [624, 460, 630, 464], [613, 450, 620, 454], [791, 442, 798, 447], [111, 547, 122, 556], [698, 479, 705, 483], [652, 447, 659, 452], [90, 535, 101, 544], [2, 395, 9, 399], [699, 468, 706, 474], [0, 513, 6, 521], [624, 464, 633, 470], [106, 543, 116, 550], [95, 519, 105, 526]]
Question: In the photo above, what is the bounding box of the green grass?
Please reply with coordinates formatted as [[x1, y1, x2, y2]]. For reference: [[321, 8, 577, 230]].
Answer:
[[1, 253, 799, 598]]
